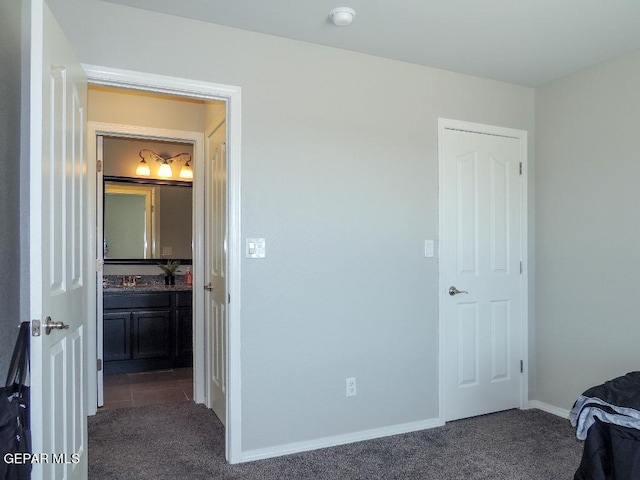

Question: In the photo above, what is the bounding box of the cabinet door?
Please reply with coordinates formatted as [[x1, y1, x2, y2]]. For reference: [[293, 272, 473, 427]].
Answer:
[[104, 311, 131, 361], [176, 307, 193, 361], [132, 310, 172, 360]]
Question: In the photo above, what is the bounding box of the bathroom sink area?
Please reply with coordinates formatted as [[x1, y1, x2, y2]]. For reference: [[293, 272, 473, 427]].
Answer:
[[103, 275, 192, 293]]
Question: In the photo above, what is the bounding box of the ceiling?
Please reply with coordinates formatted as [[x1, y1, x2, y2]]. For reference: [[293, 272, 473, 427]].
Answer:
[[102, 0, 640, 87]]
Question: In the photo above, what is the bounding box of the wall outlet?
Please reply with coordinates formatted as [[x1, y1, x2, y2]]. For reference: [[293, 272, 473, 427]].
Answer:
[[346, 377, 356, 397]]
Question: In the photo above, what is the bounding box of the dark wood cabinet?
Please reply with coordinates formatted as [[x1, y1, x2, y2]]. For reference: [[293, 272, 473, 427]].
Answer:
[[132, 310, 172, 360], [175, 291, 193, 367], [103, 311, 131, 362], [103, 290, 192, 374]]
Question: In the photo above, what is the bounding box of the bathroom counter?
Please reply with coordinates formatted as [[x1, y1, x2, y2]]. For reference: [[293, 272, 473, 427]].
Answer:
[[103, 275, 192, 293], [103, 284, 193, 293]]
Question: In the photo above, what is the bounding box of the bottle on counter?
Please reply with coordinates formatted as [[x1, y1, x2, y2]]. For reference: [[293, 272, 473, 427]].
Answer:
[[185, 267, 192, 286]]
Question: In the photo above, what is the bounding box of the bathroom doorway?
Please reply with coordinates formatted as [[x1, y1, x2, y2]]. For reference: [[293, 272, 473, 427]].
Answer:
[[83, 67, 242, 462], [87, 85, 227, 416]]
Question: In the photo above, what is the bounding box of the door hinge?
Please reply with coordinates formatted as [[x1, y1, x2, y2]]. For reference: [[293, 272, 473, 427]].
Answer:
[[97, 359, 103, 372], [520, 261, 523, 274], [519, 162, 523, 175], [97, 160, 102, 172], [228, 293, 230, 304], [32, 319, 41, 337], [520, 360, 524, 373]]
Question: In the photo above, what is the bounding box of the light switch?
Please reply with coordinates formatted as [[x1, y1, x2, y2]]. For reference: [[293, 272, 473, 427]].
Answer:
[[424, 239, 435, 258], [246, 238, 266, 258]]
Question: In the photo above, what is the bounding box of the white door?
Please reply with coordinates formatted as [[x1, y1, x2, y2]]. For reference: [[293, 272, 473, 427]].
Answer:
[[204, 120, 227, 425], [440, 120, 526, 422], [30, 2, 88, 479]]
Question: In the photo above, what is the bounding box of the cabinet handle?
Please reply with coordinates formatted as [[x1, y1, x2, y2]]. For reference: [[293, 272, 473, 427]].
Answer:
[[204, 283, 214, 291]]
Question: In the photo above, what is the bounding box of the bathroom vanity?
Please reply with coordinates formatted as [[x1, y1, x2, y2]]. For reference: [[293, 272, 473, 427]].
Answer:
[[103, 285, 192, 375]]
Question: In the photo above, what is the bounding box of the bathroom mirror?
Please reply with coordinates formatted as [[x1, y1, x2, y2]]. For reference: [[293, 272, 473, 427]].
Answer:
[[103, 176, 192, 264]]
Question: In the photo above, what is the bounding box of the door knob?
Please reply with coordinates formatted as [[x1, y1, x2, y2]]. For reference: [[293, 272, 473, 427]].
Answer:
[[449, 286, 469, 296], [44, 316, 69, 335], [204, 283, 214, 291]]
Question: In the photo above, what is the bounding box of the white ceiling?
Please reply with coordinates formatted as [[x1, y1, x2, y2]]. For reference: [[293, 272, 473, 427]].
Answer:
[[102, 0, 640, 86]]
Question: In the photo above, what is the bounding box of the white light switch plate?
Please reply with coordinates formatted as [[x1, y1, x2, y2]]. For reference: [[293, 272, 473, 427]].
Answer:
[[246, 238, 266, 258], [424, 239, 435, 258]]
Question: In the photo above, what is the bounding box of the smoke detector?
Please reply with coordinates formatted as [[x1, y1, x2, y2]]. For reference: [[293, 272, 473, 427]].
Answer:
[[329, 7, 356, 26]]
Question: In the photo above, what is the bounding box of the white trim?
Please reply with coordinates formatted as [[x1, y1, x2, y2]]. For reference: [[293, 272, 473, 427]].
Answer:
[[528, 400, 571, 420], [82, 65, 243, 464], [241, 418, 444, 463], [28, 0, 45, 465], [437, 118, 529, 422]]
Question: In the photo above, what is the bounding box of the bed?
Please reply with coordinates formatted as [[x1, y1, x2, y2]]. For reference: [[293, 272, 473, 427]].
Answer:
[[571, 372, 640, 480]]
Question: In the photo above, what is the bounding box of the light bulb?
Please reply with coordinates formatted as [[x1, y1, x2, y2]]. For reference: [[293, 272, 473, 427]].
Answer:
[[158, 162, 173, 178], [179, 163, 193, 179], [135, 160, 151, 176]]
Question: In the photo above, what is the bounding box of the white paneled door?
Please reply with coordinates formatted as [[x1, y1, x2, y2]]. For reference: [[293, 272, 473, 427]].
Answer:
[[205, 120, 228, 425], [440, 120, 526, 422], [30, 2, 88, 478]]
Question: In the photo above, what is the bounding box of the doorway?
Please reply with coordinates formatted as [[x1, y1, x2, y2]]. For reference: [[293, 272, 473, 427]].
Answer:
[[84, 67, 242, 463], [438, 118, 528, 422], [96, 130, 201, 409]]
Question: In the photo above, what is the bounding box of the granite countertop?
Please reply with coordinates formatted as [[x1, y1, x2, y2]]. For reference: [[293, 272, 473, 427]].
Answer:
[[103, 275, 192, 293], [103, 284, 193, 293]]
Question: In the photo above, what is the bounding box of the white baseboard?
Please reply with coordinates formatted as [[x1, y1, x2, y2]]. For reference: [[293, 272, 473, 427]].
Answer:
[[241, 417, 445, 463], [528, 400, 571, 419]]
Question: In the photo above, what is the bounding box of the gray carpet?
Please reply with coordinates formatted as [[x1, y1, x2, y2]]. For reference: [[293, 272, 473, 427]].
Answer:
[[88, 403, 583, 479]]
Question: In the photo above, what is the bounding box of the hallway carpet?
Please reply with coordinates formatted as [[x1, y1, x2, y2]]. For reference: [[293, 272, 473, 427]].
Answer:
[[88, 403, 582, 479]]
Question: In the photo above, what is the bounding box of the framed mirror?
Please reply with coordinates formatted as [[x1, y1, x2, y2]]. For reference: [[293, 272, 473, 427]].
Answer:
[[103, 176, 192, 264]]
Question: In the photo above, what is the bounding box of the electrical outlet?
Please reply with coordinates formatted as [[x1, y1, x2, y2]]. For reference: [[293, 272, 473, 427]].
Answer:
[[346, 377, 356, 397]]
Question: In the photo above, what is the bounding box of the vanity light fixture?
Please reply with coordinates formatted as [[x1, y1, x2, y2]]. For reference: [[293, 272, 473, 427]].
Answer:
[[329, 7, 355, 26], [137, 149, 192, 180]]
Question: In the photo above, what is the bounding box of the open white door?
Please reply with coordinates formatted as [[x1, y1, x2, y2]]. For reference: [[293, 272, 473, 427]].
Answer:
[[439, 119, 527, 422], [204, 118, 228, 425], [29, 1, 88, 478]]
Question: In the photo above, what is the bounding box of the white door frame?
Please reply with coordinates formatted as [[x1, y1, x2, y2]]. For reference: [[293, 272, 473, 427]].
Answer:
[[88, 122, 205, 408], [437, 117, 528, 422], [83, 65, 242, 463]]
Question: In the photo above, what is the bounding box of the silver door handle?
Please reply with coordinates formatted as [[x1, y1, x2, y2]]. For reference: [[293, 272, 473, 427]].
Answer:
[[44, 316, 69, 335], [449, 286, 469, 296], [204, 283, 214, 291]]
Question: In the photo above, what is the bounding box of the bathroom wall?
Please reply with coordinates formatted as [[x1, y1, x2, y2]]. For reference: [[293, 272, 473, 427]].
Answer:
[[103, 136, 194, 181], [90, 87, 221, 276], [89, 85, 208, 132]]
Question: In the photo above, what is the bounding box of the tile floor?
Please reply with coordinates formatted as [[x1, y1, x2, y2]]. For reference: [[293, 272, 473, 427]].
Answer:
[[102, 368, 193, 410]]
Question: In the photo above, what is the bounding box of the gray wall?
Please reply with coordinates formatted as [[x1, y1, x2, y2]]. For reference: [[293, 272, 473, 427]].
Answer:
[[48, 0, 535, 453], [535, 49, 640, 410], [0, 0, 24, 378]]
